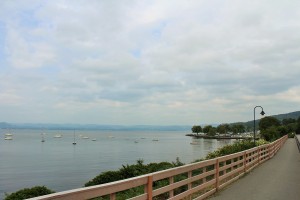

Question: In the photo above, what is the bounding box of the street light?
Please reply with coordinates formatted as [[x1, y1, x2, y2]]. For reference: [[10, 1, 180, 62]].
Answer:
[[253, 106, 265, 145]]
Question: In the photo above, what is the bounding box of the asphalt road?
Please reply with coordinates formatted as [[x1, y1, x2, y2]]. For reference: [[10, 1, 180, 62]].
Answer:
[[208, 138, 300, 200]]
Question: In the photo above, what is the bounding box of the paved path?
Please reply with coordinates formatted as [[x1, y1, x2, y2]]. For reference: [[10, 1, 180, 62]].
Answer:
[[208, 138, 300, 200]]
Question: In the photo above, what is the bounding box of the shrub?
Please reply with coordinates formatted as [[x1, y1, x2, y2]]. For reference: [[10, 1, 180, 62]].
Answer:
[[85, 170, 123, 187], [288, 132, 295, 138], [261, 126, 280, 141], [256, 139, 269, 146], [85, 159, 184, 187], [84, 159, 185, 199], [5, 186, 54, 200], [204, 138, 270, 160], [205, 139, 256, 159]]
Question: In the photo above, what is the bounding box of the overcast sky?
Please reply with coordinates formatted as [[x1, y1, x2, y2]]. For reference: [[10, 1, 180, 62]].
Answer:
[[0, 0, 300, 125]]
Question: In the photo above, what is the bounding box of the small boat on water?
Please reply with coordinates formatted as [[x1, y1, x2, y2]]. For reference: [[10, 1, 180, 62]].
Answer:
[[5, 129, 13, 139], [54, 134, 62, 138], [190, 142, 200, 145], [92, 138, 97, 141], [152, 139, 159, 141], [82, 136, 89, 139], [4, 136, 13, 140]]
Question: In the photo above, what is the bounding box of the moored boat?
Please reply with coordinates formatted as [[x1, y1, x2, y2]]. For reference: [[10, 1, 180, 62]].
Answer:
[[54, 134, 62, 138], [4, 136, 13, 140]]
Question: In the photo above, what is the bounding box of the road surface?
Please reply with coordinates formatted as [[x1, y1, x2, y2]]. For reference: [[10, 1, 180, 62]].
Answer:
[[208, 138, 300, 200]]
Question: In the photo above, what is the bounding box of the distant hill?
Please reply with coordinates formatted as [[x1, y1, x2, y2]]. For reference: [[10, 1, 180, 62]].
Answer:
[[0, 122, 10, 128], [270, 111, 300, 121], [233, 111, 300, 130]]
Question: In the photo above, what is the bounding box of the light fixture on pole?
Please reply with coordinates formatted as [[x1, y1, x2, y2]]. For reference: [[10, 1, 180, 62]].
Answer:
[[253, 106, 265, 145]]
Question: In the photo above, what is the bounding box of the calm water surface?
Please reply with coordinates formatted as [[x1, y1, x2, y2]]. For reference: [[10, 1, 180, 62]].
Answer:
[[0, 129, 235, 199]]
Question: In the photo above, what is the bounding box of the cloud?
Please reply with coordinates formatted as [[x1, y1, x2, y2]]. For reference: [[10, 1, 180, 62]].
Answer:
[[0, 0, 300, 124], [276, 86, 300, 103]]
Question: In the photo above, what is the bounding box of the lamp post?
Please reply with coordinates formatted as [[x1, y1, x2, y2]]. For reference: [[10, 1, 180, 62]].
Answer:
[[253, 106, 265, 146]]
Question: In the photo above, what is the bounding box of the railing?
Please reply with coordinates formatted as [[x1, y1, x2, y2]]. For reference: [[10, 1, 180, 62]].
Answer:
[[295, 135, 300, 152], [29, 135, 288, 200]]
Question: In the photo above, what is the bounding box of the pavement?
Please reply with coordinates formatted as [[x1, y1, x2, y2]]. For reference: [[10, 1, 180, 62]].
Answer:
[[208, 138, 300, 200]]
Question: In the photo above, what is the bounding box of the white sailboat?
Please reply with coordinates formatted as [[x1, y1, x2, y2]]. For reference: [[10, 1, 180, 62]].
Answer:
[[54, 129, 63, 138], [72, 130, 77, 145], [54, 134, 62, 138], [4, 129, 13, 140], [4, 136, 13, 140], [41, 133, 45, 142]]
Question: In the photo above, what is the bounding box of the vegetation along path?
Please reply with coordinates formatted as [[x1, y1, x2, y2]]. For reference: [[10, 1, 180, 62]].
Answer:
[[208, 138, 300, 200]]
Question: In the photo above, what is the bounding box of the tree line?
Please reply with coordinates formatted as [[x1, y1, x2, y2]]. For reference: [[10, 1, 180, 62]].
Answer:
[[192, 116, 300, 141], [191, 123, 247, 136]]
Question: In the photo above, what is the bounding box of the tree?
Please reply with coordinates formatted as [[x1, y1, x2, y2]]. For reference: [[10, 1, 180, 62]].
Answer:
[[224, 124, 231, 133], [282, 118, 296, 126], [203, 125, 213, 134], [207, 127, 217, 136], [297, 116, 300, 123], [259, 116, 281, 131], [296, 117, 300, 135], [286, 123, 297, 133], [260, 126, 280, 141], [191, 125, 202, 135], [217, 124, 229, 134], [296, 124, 300, 135], [277, 126, 288, 137], [217, 124, 226, 134], [230, 124, 245, 135]]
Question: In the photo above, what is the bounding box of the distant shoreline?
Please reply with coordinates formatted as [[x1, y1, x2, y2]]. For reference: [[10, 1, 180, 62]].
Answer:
[[186, 134, 251, 140], [0, 124, 191, 131]]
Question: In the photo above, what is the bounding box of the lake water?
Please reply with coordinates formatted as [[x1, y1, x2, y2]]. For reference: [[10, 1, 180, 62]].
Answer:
[[0, 129, 235, 199]]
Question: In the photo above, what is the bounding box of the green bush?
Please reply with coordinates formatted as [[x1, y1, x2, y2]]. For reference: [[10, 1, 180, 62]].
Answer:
[[85, 159, 183, 187], [261, 126, 280, 141], [288, 132, 295, 138], [256, 139, 269, 146], [205, 139, 256, 159], [85, 158, 184, 200], [5, 186, 54, 200], [85, 170, 123, 187]]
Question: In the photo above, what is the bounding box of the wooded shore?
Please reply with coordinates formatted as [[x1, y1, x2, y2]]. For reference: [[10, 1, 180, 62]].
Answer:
[[186, 134, 252, 139]]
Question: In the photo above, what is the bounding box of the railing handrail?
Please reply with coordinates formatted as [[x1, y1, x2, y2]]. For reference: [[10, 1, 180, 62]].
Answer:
[[28, 135, 288, 200], [295, 135, 300, 152]]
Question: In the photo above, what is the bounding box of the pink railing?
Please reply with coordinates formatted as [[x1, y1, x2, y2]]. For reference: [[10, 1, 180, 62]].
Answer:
[[29, 135, 288, 200]]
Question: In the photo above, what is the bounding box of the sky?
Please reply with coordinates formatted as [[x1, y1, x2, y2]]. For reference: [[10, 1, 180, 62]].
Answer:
[[0, 0, 300, 125]]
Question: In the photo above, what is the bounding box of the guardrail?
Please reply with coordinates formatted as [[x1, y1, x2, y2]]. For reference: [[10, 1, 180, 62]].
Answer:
[[295, 135, 300, 152], [29, 135, 288, 200]]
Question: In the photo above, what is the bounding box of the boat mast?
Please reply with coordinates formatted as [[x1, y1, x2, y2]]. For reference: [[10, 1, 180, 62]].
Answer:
[[73, 129, 77, 145], [41, 133, 45, 142]]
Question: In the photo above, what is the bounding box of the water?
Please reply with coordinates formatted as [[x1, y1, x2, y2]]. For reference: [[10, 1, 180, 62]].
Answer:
[[0, 129, 234, 199]]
